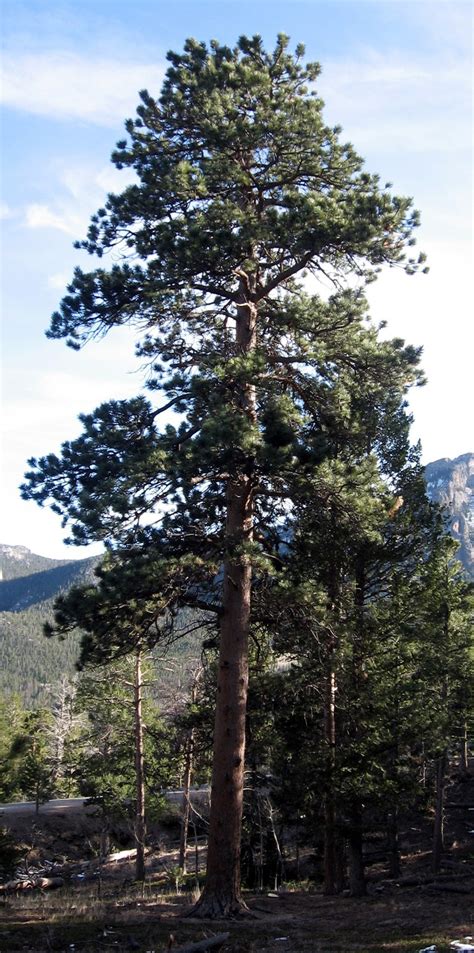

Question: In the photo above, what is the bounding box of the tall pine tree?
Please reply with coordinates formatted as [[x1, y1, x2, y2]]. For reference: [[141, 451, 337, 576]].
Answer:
[[23, 35, 426, 915]]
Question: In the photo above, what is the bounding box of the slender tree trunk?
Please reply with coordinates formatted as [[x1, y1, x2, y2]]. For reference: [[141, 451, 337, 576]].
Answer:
[[334, 829, 345, 893], [100, 827, 110, 860], [324, 536, 342, 895], [347, 801, 366, 896], [179, 726, 195, 873], [386, 809, 401, 878], [134, 648, 146, 883], [345, 557, 367, 898], [324, 666, 338, 895], [460, 721, 469, 775], [180, 673, 201, 873], [432, 749, 448, 875], [433, 604, 450, 875], [387, 646, 401, 879], [193, 293, 256, 917]]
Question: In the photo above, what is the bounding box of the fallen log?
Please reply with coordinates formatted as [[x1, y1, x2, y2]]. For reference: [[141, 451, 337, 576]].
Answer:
[[38, 876, 65, 890], [172, 934, 230, 953], [0, 876, 64, 893], [0, 879, 34, 893]]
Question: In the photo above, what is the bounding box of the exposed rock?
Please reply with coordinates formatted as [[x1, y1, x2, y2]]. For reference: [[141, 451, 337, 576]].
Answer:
[[425, 453, 474, 579]]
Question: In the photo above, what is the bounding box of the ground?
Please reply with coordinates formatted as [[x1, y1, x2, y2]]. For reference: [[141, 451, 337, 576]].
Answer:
[[1, 773, 473, 953], [0, 880, 473, 952]]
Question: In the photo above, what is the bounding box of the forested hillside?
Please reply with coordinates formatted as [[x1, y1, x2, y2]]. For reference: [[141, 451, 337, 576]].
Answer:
[[0, 607, 81, 707], [0, 546, 205, 706], [0, 545, 97, 706], [2, 453, 472, 707]]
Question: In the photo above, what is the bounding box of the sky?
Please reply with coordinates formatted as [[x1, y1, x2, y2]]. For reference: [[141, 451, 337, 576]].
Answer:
[[0, 0, 472, 559]]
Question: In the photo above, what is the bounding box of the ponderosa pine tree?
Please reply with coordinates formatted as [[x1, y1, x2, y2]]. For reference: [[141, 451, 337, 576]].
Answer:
[[22, 35, 427, 915]]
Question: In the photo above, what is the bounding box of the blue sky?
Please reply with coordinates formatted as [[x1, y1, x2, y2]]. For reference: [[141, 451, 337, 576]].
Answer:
[[1, 0, 472, 558]]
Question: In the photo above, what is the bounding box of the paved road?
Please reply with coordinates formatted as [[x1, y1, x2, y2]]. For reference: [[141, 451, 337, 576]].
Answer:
[[0, 798, 93, 816], [0, 788, 211, 818]]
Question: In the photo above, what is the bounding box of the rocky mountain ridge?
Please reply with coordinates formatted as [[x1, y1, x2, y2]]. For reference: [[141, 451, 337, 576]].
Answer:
[[0, 544, 72, 581], [425, 452, 474, 579]]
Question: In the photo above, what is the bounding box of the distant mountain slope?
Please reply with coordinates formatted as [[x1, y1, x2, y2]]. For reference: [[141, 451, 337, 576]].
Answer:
[[0, 557, 98, 612], [2, 452, 472, 706], [0, 544, 73, 581], [425, 452, 474, 579], [0, 545, 99, 706], [0, 605, 82, 707], [0, 545, 204, 708]]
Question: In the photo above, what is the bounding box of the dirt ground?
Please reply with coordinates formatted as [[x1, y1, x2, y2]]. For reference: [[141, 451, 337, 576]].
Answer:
[[1, 872, 473, 953], [1, 777, 473, 953]]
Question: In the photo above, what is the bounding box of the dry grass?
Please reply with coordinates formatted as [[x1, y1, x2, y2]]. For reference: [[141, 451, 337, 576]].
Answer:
[[2, 779, 473, 952], [1, 879, 473, 953]]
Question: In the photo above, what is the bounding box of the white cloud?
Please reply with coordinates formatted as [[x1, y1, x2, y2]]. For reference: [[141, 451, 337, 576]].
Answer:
[[1, 322, 145, 557], [94, 164, 137, 195], [47, 272, 70, 291], [24, 162, 137, 236], [25, 203, 84, 235], [319, 51, 471, 154], [0, 51, 164, 126], [61, 163, 137, 201]]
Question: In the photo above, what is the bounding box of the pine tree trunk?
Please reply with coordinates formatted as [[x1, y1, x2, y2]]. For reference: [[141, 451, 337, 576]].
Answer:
[[134, 648, 146, 883], [346, 560, 367, 897], [386, 809, 401, 878], [193, 294, 256, 917], [433, 605, 450, 876], [433, 749, 448, 875], [323, 667, 338, 894], [334, 829, 345, 893], [460, 721, 469, 775], [100, 827, 110, 860], [180, 672, 201, 873], [347, 802, 366, 896], [324, 797, 337, 895], [179, 727, 195, 874]]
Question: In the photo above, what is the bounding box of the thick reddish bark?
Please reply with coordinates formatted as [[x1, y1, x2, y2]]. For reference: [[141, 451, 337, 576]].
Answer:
[[193, 296, 256, 917]]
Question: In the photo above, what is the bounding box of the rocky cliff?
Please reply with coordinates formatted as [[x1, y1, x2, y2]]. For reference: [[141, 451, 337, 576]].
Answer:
[[425, 452, 474, 579]]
